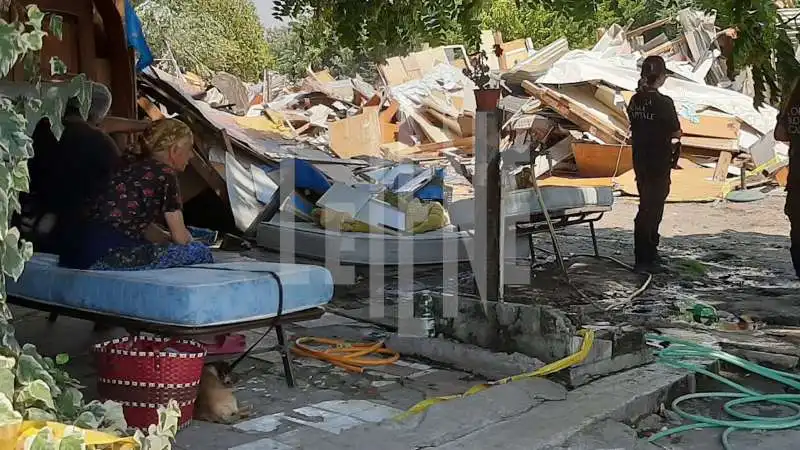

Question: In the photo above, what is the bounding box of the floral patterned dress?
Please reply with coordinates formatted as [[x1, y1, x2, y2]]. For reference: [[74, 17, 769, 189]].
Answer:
[[59, 155, 213, 270]]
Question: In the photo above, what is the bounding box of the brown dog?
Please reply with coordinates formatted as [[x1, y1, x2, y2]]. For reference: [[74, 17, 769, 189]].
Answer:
[[194, 362, 239, 424]]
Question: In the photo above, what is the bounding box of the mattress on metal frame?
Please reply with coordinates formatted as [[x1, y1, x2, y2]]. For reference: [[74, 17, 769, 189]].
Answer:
[[449, 185, 614, 229], [256, 220, 472, 265], [7, 254, 334, 327]]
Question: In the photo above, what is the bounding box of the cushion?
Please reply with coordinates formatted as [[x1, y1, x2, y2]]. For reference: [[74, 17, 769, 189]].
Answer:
[[7, 254, 334, 327]]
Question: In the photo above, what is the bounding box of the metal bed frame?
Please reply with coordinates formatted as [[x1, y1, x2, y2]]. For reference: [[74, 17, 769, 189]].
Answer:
[[8, 295, 323, 388], [514, 205, 611, 261]]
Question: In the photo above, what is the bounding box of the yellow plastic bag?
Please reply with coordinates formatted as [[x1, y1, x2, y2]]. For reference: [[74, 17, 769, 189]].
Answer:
[[0, 421, 20, 450], [16, 421, 138, 449]]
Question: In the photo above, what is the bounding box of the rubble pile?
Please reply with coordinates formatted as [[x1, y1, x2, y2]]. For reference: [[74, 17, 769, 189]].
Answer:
[[135, 8, 790, 263]]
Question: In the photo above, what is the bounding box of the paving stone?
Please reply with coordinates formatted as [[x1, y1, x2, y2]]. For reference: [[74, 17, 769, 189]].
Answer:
[[229, 438, 294, 450], [177, 422, 260, 449]]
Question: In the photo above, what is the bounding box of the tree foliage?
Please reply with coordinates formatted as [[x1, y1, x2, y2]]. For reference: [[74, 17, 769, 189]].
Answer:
[[135, 0, 271, 82], [265, 15, 377, 82], [693, 0, 800, 106], [272, 0, 486, 60]]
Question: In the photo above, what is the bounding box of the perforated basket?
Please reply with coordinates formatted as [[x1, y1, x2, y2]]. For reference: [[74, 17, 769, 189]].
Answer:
[[93, 335, 206, 429]]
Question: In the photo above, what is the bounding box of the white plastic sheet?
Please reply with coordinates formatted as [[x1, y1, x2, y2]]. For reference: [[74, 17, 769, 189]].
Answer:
[[537, 50, 778, 136]]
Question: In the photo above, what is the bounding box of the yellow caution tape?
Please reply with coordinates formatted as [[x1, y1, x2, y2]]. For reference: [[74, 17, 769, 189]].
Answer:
[[394, 329, 595, 421]]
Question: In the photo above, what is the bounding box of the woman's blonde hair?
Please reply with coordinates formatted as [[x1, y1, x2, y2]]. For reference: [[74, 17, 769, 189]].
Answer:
[[142, 118, 193, 156]]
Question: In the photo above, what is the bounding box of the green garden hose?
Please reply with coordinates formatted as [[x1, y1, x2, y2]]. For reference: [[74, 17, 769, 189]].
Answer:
[[646, 333, 800, 449]]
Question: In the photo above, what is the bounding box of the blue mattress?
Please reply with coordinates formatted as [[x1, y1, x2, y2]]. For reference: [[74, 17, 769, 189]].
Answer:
[[7, 254, 334, 327]]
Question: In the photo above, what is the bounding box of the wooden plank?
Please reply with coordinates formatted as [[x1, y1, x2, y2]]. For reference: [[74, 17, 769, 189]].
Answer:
[[314, 69, 335, 83], [713, 151, 733, 182], [425, 108, 464, 137], [187, 132, 230, 205], [381, 122, 399, 144], [593, 85, 633, 121], [616, 162, 724, 202], [409, 109, 451, 143], [523, 81, 627, 144], [480, 30, 500, 71], [400, 54, 423, 81], [626, 18, 671, 38], [380, 57, 409, 86], [138, 97, 166, 120], [679, 112, 741, 139], [380, 100, 400, 123], [458, 112, 475, 137], [572, 142, 634, 178], [681, 135, 739, 152], [644, 36, 687, 57], [328, 106, 383, 158], [412, 137, 475, 154]]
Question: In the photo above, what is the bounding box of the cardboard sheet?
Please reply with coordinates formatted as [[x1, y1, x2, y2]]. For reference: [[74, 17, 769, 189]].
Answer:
[[615, 163, 724, 202], [538, 176, 614, 188]]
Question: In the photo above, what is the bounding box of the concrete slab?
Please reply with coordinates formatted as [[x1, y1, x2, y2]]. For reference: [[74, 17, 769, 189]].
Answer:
[[385, 335, 545, 380], [434, 365, 693, 450], [229, 438, 294, 450]]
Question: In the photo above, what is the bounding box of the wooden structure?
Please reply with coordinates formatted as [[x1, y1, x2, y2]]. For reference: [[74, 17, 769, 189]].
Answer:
[[3, 0, 136, 119]]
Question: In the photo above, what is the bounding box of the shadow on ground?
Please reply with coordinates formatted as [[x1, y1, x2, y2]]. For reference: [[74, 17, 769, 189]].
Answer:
[[330, 225, 799, 327]]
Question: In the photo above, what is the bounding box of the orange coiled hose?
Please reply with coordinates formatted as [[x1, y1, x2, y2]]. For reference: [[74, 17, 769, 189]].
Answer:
[[291, 337, 400, 373]]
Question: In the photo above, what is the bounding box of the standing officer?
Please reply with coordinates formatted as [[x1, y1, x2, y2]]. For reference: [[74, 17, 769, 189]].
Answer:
[[775, 80, 800, 278], [627, 56, 682, 273]]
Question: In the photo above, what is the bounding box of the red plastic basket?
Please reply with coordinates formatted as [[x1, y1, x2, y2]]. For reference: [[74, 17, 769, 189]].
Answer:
[[93, 335, 206, 429]]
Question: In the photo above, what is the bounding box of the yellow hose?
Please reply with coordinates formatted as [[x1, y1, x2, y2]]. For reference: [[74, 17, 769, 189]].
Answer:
[[394, 329, 595, 421], [291, 337, 400, 374]]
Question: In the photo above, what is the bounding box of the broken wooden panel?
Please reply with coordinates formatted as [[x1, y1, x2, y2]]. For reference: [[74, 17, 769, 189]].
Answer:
[[408, 109, 451, 143], [616, 161, 724, 202], [712, 151, 733, 182], [328, 106, 383, 158], [572, 142, 634, 178], [381, 57, 410, 86], [6, 0, 136, 118], [523, 81, 628, 144], [681, 135, 739, 152], [679, 111, 741, 139]]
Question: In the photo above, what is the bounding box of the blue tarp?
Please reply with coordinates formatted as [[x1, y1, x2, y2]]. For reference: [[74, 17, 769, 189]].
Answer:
[[263, 160, 332, 196], [125, 0, 154, 72]]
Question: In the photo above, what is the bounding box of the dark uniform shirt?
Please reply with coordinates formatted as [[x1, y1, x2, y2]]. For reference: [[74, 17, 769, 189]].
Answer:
[[88, 155, 182, 240], [627, 90, 681, 173], [777, 104, 800, 190]]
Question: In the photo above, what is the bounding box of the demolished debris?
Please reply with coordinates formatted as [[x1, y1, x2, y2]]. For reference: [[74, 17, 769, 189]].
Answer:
[[131, 7, 788, 268]]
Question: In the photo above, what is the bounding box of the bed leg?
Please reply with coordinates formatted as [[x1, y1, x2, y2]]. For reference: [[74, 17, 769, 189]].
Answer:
[[275, 324, 295, 388], [527, 234, 536, 265], [590, 222, 600, 257], [47, 313, 58, 323]]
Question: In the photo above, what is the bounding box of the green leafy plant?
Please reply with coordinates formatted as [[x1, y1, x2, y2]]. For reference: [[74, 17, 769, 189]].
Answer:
[[265, 14, 378, 83], [134, 0, 271, 82], [0, 4, 180, 448], [272, 0, 486, 60]]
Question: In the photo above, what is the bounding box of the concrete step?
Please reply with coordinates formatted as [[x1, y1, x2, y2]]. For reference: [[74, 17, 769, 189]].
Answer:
[[294, 363, 695, 449]]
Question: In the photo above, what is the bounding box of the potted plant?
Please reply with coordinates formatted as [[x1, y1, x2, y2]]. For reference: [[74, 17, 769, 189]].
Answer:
[[463, 50, 502, 111]]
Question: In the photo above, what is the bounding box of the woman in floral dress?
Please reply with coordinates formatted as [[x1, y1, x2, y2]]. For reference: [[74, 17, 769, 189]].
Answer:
[[60, 118, 213, 270]]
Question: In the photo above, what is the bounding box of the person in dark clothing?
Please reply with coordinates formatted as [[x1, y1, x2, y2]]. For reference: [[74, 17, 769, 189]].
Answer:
[[22, 83, 121, 254], [775, 79, 800, 278], [626, 56, 682, 273], [59, 118, 213, 270]]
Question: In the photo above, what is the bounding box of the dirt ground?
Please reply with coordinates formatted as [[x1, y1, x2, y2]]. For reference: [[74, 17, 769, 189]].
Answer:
[[331, 189, 800, 329]]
